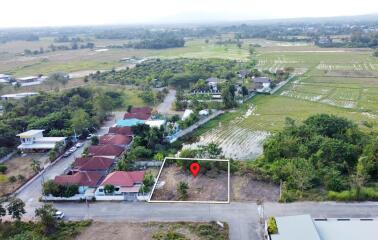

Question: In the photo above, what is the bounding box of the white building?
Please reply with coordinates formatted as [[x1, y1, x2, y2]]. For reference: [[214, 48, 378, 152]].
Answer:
[[182, 109, 194, 121], [1, 92, 38, 100], [17, 129, 66, 152], [0, 74, 12, 83], [145, 119, 166, 129], [15, 76, 47, 87], [269, 215, 378, 240]]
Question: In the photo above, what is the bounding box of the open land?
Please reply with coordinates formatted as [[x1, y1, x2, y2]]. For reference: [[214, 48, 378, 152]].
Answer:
[[76, 221, 229, 240]]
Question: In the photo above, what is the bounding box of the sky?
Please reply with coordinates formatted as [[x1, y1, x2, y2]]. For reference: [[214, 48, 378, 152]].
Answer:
[[1, 0, 378, 28]]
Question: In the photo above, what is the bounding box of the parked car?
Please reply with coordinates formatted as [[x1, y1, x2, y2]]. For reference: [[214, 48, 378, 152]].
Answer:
[[68, 146, 77, 152], [86, 134, 96, 140], [75, 142, 84, 148], [53, 211, 64, 220], [63, 151, 71, 158]]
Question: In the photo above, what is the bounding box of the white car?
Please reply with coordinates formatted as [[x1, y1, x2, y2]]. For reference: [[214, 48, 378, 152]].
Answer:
[[68, 146, 77, 152], [75, 142, 84, 148], [53, 211, 64, 220]]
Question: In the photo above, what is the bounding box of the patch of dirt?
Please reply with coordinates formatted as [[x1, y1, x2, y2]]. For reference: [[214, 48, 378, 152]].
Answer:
[[76, 222, 228, 240], [151, 164, 280, 202], [231, 174, 279, 202], [152, 165, 228, 202]]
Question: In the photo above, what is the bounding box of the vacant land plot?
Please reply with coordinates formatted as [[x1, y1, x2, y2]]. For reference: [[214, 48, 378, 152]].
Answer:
[[152, 164, 229, 202], [0, 154, 46, 196], [151, 163, 279, 202], [76, 221, 229, 240]]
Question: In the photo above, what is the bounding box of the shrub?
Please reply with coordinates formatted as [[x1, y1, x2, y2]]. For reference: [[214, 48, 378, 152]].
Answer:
[[8, 176, 17, 183], [0, 164, 7, 174], [328, 187, 378, 201], [177, 181, 189, 200], [267, 217, 278, 234]]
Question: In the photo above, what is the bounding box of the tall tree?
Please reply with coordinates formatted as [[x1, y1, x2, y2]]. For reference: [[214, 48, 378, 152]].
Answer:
[[7, 198, 26, 220], [35, 204, 58, 235]]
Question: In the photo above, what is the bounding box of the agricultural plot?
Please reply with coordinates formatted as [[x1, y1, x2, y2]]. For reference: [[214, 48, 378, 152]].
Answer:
[[190, 95, 378, 161]]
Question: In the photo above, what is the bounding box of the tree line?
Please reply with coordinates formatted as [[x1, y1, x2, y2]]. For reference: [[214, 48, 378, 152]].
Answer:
[[0, 87, 124, 158], [253, 114, 378, 201]]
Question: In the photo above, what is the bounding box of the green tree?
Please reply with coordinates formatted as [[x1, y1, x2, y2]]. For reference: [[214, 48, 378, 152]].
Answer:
[[31, 159, 41, 173], [91, 136, 99, 145], [154, 152, 165, 161], [221, 84, 236, 109], [71, 109, 91, 134], [7, 198, 26, 220], [104, 184, 115, 194], [177, 181, 189, 200], [0, 164, 7, 174], [285, 158, 315, 197], [49, 149, 57, 162], [35, 204, 58, 235]]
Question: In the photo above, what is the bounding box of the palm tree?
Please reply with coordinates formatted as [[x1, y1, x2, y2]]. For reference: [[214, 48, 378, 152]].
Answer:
[[31, 159, 41, 173]]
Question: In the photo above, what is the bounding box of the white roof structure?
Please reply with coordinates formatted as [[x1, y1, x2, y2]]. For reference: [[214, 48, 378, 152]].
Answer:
[[199, 109, 209, 116], [17, 129, 44, 137], [17, 76, 39, 81], [1, 92, 38, 100], [271, 215, 320, 240], [271, 215, 378, 240], [145, 120, 166, 128], [182, 109, 194, 121]]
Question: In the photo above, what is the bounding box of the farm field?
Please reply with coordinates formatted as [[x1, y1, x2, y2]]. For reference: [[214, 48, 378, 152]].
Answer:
[[189, 95, 378, 160]]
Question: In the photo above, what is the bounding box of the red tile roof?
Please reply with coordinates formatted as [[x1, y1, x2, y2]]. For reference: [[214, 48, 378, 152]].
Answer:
[[89, 144, 124, 157], [54, 171, 103, 187], [123, 112, 151, 120], [124, 107, 152, 120], [99, 134, 132, 146], [100, 171, 144, 187], [108, 126, 133, 136], [130, 107, 152, 114], [73, 156, 114, 171]]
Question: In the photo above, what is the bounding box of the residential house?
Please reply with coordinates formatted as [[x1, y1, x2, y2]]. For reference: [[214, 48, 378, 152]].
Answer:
[[15, 75, 47, 87], [182, 109, 194, 121], [99, 134, 132, 148], [72, 156, 114, 173], [54, 171, 104, 194], [205, 77, 222, 92], [88, 144, 125, 159], [237, 70, 251, 78], [124, 106, 152, 120], [0, 74, 12, 84], [116, 118, 145, 127], [95, 171, 144, 201], [253, 77, 272, 93], [145, 119, 166, 129], [108, 126, 133, 136], [1, 92, 38, 101], [17, 129, 66, 152]]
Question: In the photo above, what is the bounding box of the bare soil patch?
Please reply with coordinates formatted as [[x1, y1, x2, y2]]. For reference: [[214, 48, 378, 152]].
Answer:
[[76, 221, 229, 240], [0, 154, 45, 196], [151, 164, 279, 202], [152, 165, 228, 202]]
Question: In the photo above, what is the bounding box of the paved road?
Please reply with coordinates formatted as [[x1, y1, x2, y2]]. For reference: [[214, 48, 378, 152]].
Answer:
[[50, 201, 378, 240], [16, 120, 113, 214], [156, 89, 181, 115]]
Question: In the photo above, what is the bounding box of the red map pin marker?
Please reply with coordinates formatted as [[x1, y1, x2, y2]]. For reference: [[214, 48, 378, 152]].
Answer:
[[190, 162, 200, 177]]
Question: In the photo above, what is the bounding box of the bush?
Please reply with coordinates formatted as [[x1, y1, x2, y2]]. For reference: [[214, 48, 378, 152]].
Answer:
[[328, 187, 378, 201], [8, 176, 17, 183], [267, 217, 278, 234], [0, 164, 7, 174], [43, 180, 79, 197]]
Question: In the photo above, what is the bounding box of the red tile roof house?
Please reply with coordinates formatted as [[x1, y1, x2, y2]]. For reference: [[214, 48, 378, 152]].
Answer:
[[54, 171, 104, 194], [124, 106, 152, 120], [108, 126, 133, 136], [95, 171, 145, 201], [99, 134, 132, 148], [72, 156, 114, 173], [88, 144, 125, 159]]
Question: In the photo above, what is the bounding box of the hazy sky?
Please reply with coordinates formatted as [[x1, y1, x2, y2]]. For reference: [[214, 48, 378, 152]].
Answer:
[[1, 0, 378, 27]]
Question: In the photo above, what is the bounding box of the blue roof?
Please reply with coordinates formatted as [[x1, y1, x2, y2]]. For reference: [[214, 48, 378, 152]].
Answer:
[[116, 118, 145, 127]]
